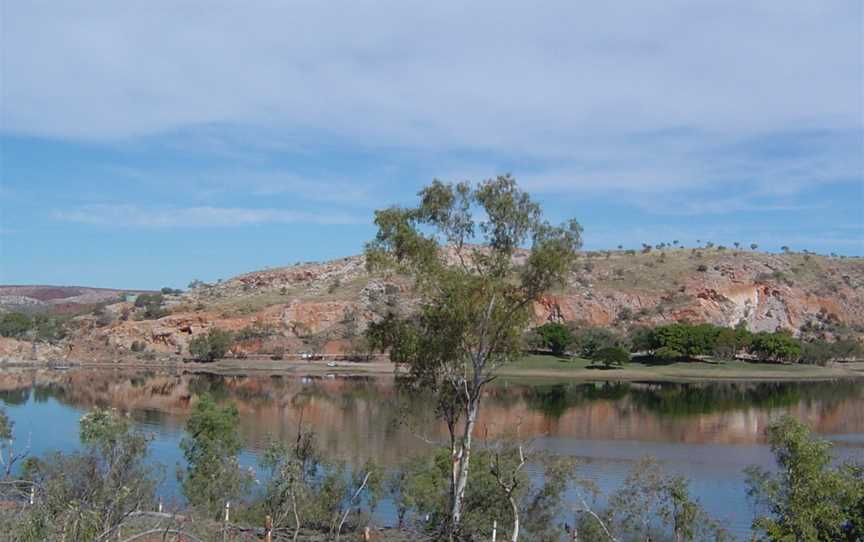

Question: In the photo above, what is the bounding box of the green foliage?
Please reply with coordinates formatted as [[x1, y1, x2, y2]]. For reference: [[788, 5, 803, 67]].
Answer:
[[569, 325, 628, 359], [389, 446, 578, 541], [234, 322, 276, 342], [713, 325, 752, 359], [749, 331, 801, 362], [800, 338, 863, 366], [593, 345, 629, 368], [0, 313, 66, 343], [12, 408, 158, 542], [179, 394, 252, 518], [577, 457, 730, 542], [261, 426, 383, 538], [653, 323, 722, 360], [365, 176, 581, 534], [532, 322, 574, 356], [160, 287, 183, 295], [134, 293, 169, 319], [188, 327, 233, 362], [628, 325, 658, 354], [0, 312, 31, 338], [746, 416, 864, 541]]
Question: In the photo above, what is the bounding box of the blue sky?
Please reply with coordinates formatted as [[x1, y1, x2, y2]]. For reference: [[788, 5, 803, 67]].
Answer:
[[1, 1, 862, 290]]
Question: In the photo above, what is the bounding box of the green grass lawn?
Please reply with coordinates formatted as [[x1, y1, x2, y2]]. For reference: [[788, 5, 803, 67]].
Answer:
[[498, 353, 857, 381]]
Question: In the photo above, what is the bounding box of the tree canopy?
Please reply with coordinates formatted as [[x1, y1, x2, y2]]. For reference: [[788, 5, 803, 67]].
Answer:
[[365, 175, 581, 538]]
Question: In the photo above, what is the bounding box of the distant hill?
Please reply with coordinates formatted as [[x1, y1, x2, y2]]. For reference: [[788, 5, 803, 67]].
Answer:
[[0, 285, 152, 316]]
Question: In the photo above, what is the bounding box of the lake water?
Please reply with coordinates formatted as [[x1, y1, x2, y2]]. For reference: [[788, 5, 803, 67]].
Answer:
[[1, 367, 862, 539]]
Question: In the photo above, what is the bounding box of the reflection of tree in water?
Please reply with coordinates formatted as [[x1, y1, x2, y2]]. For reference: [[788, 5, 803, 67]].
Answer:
[[626, 380, 862, 417], [0, 387, 30, 405], [33, 383, 65, 404], [513, 380, 864, 419], [521, 382, 630, 418]]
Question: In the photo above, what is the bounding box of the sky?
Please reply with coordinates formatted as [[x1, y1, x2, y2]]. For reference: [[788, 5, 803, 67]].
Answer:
[[1, 1, 862, 290]]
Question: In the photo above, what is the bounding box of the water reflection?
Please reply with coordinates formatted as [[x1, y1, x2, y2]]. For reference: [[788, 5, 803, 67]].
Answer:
[[1, 368, 861, 539], [0, 368, 861, 464]]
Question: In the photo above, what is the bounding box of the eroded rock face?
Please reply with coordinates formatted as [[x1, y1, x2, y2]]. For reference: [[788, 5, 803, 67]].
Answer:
[[0, 337, 63, 362], [26, 250, 864, 359]]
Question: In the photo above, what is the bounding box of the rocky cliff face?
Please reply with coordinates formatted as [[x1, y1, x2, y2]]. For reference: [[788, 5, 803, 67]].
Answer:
[[9, 250, 863, 362]]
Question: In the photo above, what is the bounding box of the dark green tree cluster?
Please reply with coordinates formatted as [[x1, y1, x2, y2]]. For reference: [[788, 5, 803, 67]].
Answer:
[[528, 322, 631, 366], [621, 322, 853, 364], [529, 322, 574, 356], [187, 327, 234, 362], [0, 312, 66, 343]]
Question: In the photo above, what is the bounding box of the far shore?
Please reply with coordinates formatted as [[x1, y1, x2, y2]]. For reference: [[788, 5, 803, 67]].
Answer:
[[2, 354, 863, 383]]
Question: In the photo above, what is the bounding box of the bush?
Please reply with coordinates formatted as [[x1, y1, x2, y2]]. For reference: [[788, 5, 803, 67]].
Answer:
[[135, 293, 169, 320], [134, 293, 163, 308], [188, 328, 233, 362], [800, 338, 863, 366], [570, 325, 628, 358], [749, 331, 801, 362], [270, 346, 285, 360], [532, 323, 574, 356], [654, 346, 685, 360], [0, 312, 31, 338], [593, 346, 629, 368], [235, 323, 276, 342], [653, 323, 723, 360]]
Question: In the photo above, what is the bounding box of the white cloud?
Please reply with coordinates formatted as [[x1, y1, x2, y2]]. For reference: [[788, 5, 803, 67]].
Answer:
[[52, 205, 363, 227], [2, 1, 860, 150], [2, 0, 861, 221]]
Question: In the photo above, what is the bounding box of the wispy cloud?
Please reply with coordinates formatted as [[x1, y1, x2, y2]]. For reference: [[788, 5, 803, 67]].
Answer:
[[53, 205, 363, 227]]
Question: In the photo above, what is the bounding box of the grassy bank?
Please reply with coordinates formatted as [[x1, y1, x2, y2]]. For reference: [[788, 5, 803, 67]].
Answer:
[[19, 353, 858, 383], [497, 354, 864, 382]]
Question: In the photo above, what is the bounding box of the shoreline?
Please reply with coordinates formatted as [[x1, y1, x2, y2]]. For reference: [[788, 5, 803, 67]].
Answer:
[[2, 356, 863, 383]]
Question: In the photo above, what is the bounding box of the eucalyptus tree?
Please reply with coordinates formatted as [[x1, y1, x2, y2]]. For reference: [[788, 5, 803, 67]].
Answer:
[[365, 175, 581, 539]]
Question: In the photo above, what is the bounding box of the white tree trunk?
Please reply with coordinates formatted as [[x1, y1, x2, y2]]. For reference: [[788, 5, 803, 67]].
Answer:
[[450, 395, 480, 535]]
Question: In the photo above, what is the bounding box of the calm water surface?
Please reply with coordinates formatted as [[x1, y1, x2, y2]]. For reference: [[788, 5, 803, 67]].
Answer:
[[1, 368, 862, 539]]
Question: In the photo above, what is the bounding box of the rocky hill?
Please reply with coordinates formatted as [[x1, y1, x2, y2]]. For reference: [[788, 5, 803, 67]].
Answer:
[[3, 249, 863, 363], [0, 285, 150, 316]]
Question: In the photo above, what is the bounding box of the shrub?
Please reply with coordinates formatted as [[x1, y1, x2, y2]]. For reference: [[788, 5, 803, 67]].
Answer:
[[628, 326, 657, 354], [570, 325, 629, 358], [655, 346, 685, 360], [594, 346, 629, 368], [188, 328, 233, 362], [235, 323, 275, 342], [712, 325, 752, 359], [130, 341, 145, 353], [134, 293, 163, 308], [749, 331, 801, 362], [0, 312, 31, 338], [532, 323, 575, 356], [617, 307, 634, 322], [270, 346, 285, 360], [135, 293, 169, 320], [696, 264, 708, 272]]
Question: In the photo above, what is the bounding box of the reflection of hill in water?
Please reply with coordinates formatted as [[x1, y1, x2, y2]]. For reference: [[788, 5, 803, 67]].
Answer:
[[0, 369, 862, 465]]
